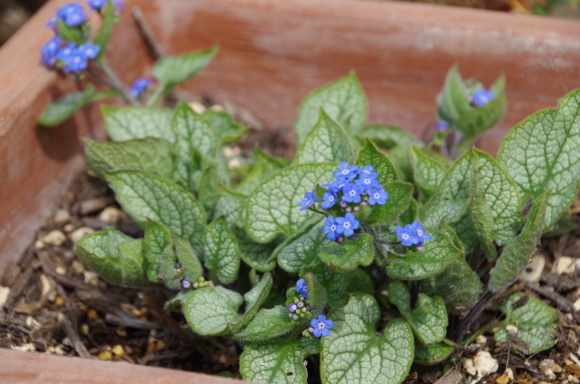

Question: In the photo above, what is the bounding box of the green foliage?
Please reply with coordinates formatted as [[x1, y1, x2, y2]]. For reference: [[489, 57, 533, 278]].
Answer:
[[72, 65, 580, 384], [495, 293, 558, 354], [295, 72, 367, 144], [38, 85, 116, 127], [93, 0, 116, 62], [498, 89, 580, 230], [321, 294, 414, 384]]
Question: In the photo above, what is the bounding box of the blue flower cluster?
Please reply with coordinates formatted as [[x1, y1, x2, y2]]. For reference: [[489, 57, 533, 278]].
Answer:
[[287, 280, 333, 338], [87, 0, 125, 11], [41, 2, 124, 74], [435, 121, 448, 132], [395, 221, 431, 248], [41, 38, 100, 73], [46, 3, 87, 28], [471, 89, 495, 108], [129, 78, 154, 99], [298, 162, 390, 242]]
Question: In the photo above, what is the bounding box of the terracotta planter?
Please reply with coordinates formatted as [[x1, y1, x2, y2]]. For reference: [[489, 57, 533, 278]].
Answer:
[[1, 0, 580, 381]]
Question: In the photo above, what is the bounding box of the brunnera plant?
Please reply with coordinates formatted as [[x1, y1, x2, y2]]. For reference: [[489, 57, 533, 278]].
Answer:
[[57, 11, 572, 381], [37, 0, 218, 126]]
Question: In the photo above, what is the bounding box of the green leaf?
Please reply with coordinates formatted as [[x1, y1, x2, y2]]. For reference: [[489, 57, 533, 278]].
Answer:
[[143, 220, 172, 282], [235, 148, 290, 195], [105, 170, 206, 251], [213, 189, 247, 225], [367, 181, 414, 224], [93, 0, 116, 62], [321, 294, 414, 384], [319, 234, 374, 272], [233, 226, 281, 272], [428, 148, 522, 245], [355, 139, 398, 184], [388, 281, 447, 345], [171, 101, 219, 190], [301, 258, 350, 308], [345, 268, 374, 295], [102, 106, 174, 142], [157, 235, 203, 289], [421, 256, 483, 312], [414, 341, 455, 365], [357, 125, 417, 150], [388, 144, 414, 183], [411, 146, 447, 200], [399, 198, 418, 225], [240, 338, 320, 384], [295, 72, 367, 144], [436, 65, 471, 123], [489, 190, 550, 292], [202, 217, 241, 284], [495, 293, 558, 354], [497, 89, 580, 230], [74, 228, 150, 286], [387, 229, 462, 280], [421, 200, 466, 229], [275, 218, 327, 273], [246, 163, 337, 242], [84, 137, 173, 179], [198, 164, 223, 213], [293, 109, 356, 165], [234, 306, 295, 341], [203, 110, 249, 145], [38, 85, 115, 127], [302, 272, 328, 311], [469, 152, 497, 260], [456, 86, 507, 147], [55, 20, 88, 45], [152, 46, 218, 98], [183, 273, 272, 336]]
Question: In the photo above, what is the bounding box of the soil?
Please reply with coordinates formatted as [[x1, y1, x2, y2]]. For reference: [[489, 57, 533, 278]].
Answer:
[[2, 104, 580, 383]]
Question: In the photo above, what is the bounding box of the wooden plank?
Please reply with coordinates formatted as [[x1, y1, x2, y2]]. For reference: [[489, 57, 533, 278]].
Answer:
[[0, 349, 239, 384]]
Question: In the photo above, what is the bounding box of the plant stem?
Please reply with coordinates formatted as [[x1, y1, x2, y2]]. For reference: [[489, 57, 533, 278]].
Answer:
[[87, 66, 115, 89], [132, 7, 165, 58], [450, 130, 464, 159], [97, 59, 139, 106], [461, 320, 509, 346]]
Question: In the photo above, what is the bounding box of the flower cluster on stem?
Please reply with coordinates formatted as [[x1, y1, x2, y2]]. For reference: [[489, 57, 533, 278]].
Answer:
[[470, 89, 495, 108], [395, 221, 431, 250], [286, 279, 333, 338]]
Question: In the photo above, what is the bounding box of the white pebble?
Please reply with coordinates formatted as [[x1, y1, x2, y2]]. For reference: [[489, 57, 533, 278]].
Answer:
[[461, 357, 477, 376], [475, 335, 487, 344], [553, 256, 575, 275], [55, 266, 67, 275], [41, 230, 67, 246], [0, 286, 10, 307], [506, 325, 518, 334], [12, 343, 35, 352], [99, 206, 125, 224], [209, 104, 225, 112], [519, 254, 545, 283], [505, 368, 514, 380], [574, 297, 580, 312], [79, 197, 109, 215], [70, 227, 95, 243], [63, 224, 75, 232], [53, 209, 71, 226], [472, 351, 499, 382], [188, 101, 207, 114], [84, 271, 99, 287]]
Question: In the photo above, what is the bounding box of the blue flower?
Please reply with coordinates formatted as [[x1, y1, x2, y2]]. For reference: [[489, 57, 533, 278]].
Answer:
[[411, 221, 431, 244], [79, 43, 100, 60], [129, 77, 154, 98], [298, 191, 317, 211], [310, 314, 333, 338], [55, 42, 76, 61], [296, 279, 308, 298], [357, 165, 379, 179], [57, 3, 87, 27], [355, 174, 380, 189], [341, 183, 363, 204], [334, 162, 359, 181], [41, 36, 62, 67], [367, 187, 389, 206], [322, 180, 346, 194], [471, 89, 495, 108], [435, 121, 448, 132], [61, 46, 88, 73], [323, 216, 341, 241], [321, 190, 337, 209], [87, 0, 125, 10], [395, 224, 419, 246], [336, 213, 359, 237]]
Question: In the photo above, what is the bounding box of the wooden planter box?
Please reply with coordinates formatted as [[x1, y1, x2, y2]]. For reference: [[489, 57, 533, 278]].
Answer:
[[2, 0, 580, 381]]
